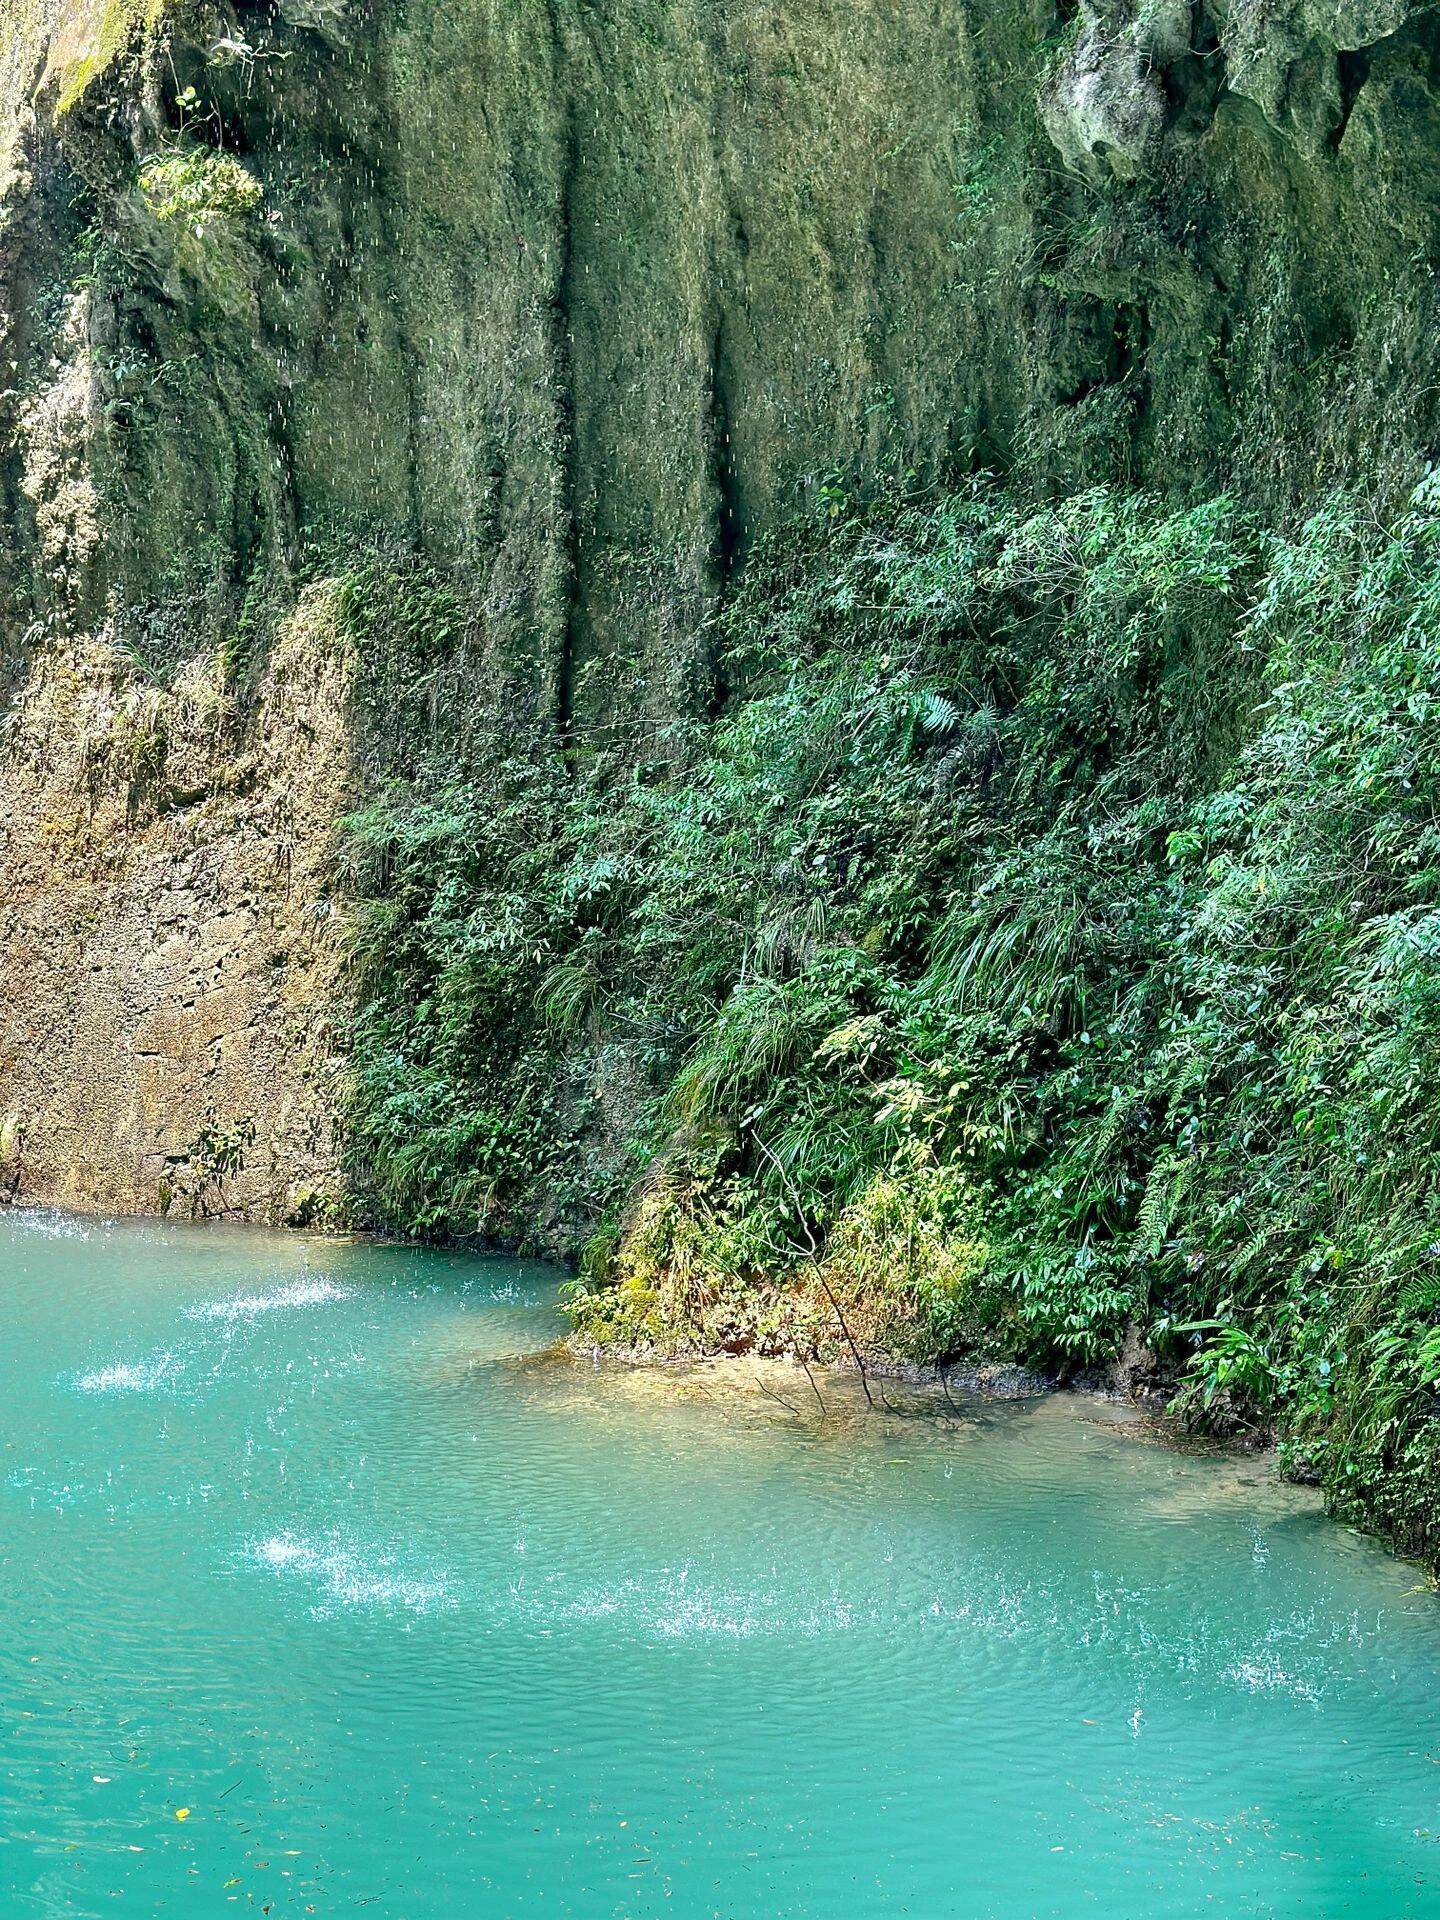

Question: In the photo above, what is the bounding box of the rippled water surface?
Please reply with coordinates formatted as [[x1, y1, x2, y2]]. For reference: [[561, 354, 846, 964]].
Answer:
[[3, 1211, 1439, 1917]]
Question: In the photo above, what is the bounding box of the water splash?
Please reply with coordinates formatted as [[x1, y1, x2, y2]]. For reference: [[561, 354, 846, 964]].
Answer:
[[246, 1528, 454, 1619], [73, 1352, 183, 1395], [14, 1207, 100, 1240], [185, 1278, 353, 1323], [1223, 1656, 1322, 1704]]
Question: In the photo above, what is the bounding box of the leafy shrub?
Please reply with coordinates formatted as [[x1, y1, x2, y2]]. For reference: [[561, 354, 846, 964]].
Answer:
[[343, 471, 1440, 1562], [139, 147, 261, 238]]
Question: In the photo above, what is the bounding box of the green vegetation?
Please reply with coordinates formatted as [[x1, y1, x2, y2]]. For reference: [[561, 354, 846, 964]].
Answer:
[[43, 0, 172, 112], [139, 146, 262, 238], [345, 470, 1440, 1564], [13, 0, 1440, 1580]]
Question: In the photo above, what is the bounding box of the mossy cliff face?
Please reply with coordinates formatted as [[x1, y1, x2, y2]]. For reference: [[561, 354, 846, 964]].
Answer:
[[7, 0, 1439, 673], [0, 0, 1438, 1230]]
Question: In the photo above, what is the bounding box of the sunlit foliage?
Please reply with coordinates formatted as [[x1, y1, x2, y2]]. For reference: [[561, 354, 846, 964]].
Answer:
[[346, 472, 1440, 1562]]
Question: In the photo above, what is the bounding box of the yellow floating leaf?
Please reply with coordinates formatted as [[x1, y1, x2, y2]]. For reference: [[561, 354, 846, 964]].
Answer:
[[174, 1808, 190, 1821]]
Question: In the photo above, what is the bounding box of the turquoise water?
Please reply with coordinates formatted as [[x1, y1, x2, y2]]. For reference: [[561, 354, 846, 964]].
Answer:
[[2, 1212, 1439, 1918]]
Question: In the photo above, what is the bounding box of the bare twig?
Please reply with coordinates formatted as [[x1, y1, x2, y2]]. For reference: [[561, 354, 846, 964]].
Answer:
[[751, 1369, 801, 1418], [752, 1133, 874, 1409], [814, 1266, 876, 1409], [938, 1361, 961, 1417], [798, 1354, 828, 1416]]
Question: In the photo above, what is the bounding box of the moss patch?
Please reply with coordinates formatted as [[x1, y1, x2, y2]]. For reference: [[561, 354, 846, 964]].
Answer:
[[42, 0, 171, 112]]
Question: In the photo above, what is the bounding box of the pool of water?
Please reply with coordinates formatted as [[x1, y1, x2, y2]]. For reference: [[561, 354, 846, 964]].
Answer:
[[2, 1209, 1438, 1917]]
